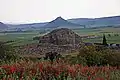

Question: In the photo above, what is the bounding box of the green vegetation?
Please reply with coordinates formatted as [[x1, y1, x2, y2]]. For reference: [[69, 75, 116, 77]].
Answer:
[[76, 27, 120, 44], [64, 45, 120, 66], [0, 43, 20, 64], [1, 59, 120, 80], [0, 31, 41, 46], [102, 34, 107, 45], [0, 44, 120, 79], [0, 27, 120, 46]]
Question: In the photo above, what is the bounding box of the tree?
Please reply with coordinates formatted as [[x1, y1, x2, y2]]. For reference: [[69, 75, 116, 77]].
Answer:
[[108, 34, 111, 37], [33, 36, 39, 40], [102, 34, 107, 46]]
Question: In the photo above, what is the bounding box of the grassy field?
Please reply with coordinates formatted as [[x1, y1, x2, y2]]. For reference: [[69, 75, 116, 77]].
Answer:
[[73, 27, 120, 44], [0, 27, 120, 46], [83, 35, 120, 44], [0, 31, 41, 46]]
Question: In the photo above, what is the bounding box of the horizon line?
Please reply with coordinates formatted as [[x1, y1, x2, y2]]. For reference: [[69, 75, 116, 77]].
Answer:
[[3, 15, 120, 25]]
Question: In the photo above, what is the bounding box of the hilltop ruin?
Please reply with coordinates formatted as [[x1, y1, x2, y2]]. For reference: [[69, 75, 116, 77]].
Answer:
[[39, 28, 82, 45]]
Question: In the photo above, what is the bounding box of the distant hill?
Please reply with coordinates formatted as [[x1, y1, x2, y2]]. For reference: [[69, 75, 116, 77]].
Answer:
[[7, 22, 48, 31], [68, 16, 120, 27], [43, 17, 82, 28], [6, 16, 120, 30], [7, 22, 47, 28], [0, 22, 8, 29], [7, 17, 83, 30]]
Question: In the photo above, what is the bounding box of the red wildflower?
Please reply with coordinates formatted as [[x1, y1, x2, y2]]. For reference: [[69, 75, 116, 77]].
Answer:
[[95, 77, 105, 80], [30, 68, 37, 76], [1, 65, 11, 75], [1, 65, 10, 69], [16, 67, 25, 79], [67, 66, 76, 78], [53, 67, 61, 77], [9, 66, 17, 74], [80, 66, 89, 76], [38, 63, 43, 73], [87, 76, 91, 80]]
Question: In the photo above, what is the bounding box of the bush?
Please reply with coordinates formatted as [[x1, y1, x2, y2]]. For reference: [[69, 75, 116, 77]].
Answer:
[[64, 54, 87, 65], [105, 52, 120, 66], [0, 43, 19, 63], [45, 45, 120, 66], [78, 45, 120, 66], [33, 36, 40, 40]]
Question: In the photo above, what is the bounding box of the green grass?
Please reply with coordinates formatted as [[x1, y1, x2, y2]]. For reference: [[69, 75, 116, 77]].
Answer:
[[74, 27, 120, 44], [83, 36, 120, 44], [0, 31, 42, 46], [73, 28, 101, 35]]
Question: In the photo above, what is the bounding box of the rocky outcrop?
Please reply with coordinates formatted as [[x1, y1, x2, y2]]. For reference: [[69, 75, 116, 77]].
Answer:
[[39, 28, 82, 45], [18, 28, 82, 55]]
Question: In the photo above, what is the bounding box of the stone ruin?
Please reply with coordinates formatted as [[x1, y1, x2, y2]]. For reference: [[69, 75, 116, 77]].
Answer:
[[39, 28, 82, 45], [18, 28, 83, 56]]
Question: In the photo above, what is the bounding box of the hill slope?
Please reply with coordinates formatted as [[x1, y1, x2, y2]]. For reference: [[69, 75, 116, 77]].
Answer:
[[43, 17, 82, 28], [6, 16, 120, 29], [0, 22, 8, 29], [68, 16, 120, 27]]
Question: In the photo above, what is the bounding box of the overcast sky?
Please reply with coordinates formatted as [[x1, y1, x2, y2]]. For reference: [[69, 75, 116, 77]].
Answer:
[[0, 0, 120, 24]]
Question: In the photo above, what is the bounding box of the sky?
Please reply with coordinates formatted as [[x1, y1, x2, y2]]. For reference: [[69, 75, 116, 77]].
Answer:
[[0, 0, 120, 24]]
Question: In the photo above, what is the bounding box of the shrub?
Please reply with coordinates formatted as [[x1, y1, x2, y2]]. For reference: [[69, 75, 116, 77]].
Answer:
[[105, 52, 120, 66], [79, 45, 120, 66], [33, 36, 39, 40], [64, 54, 87, 65], [0, 43, 19, 63], [79, 45, 110, 66]]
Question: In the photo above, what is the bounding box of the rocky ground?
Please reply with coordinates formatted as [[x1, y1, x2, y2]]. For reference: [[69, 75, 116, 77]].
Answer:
[[17, 43, 81, 56]]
